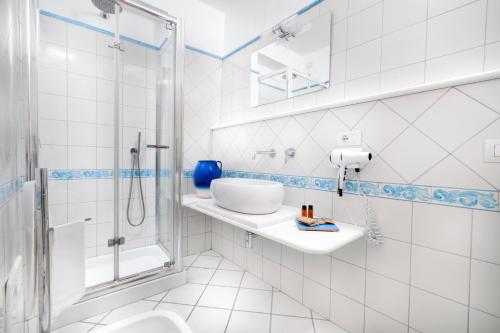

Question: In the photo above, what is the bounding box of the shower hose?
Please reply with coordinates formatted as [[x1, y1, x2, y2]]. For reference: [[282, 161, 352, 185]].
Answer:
[[127, 132, 146, 227]]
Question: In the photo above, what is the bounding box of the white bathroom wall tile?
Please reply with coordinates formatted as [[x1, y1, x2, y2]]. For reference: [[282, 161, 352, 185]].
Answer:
[[240, 272, 272, 291], [347, 3, 383, 48], [280, 266, 304, 302], [39, 41, 67, 71], [39, 93, 67, 121], [380, 62, 425, 92], [68, 202, 96, 223], [68, 73, 97, 100], [472, 210, 500, 265], [332, 20, 348, 54], [414, 154, 495, 190], [48, 180, 67, 205], [349, 0, 382, 15], [67, 24, 96, 53], [411, 245, 470, 304], [39, 119, 67, 145], [330, 291, 365, 333], [409, 287, 468, 333], [332, 238, 366, 268], [68, 122, 97, 147], [68, 48, 97, 76], [381, 22, 426, 71], [367, 238, 411, 283], [468, 307, 500, 333], [320, 0, 349, 22], [370, 197, 412, 243], [272, 291, 311, 318], [314, 319, 347, 333], [365, 271, 410, 323], [303, 253, 331, 288], [67, 146, 96, 169], [39, 68, 67, 96], [39, 145, 67, 169], [485, 42, 500, 71], [412, 203, 472, 256], [453, 119, 500, 189], [364, 307, 407, 333], [470, 259, 500, 316], [346, 39, 382, 81], [304, 189, 333, 218], [48, 204, 68, 226], [303, 277, 331, 319], [281, 246, 304, 274], [97, 79, 114, 103], [68, 97, 97, 123], [310, 111, 349, 154], [359, 155, 406, 183], [383, 0, 427, 33], [246, 249, 263, 278], [333, 193, 366, 226], [428, 0, 479, 16], [380, 126, 448, 182], [123, 63, 147, 88], [355, 102, 408, 153], [68, 179, 96, 203], [262, 258, 281, 289], [486, 0, 500, 43], [284, 187, 305, 208], [457, 78, 500, 114], [332, 101, 375, 129], [97, 56, 114, 80], [426, 46, 485, 83], [39, 15, 66, 46], [414, 88, 498, 152], [426, 0, 487, 58], [295, 136, 327, 175], [331, 259, 365, 302], [382, 88, 447, 123], [262, 239, 282, 264]]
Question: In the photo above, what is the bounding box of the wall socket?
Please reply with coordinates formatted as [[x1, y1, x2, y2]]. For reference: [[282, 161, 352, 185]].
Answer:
[[484, 139, 500, 162], [337, 131, 362, 146]]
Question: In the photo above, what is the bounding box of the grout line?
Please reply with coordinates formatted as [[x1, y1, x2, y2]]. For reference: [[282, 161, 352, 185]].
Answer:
[[407, 202, 415, 333]]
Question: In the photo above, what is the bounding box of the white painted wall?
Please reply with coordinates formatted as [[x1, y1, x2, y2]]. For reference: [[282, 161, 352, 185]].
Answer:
[[201, 0, 311, 54]]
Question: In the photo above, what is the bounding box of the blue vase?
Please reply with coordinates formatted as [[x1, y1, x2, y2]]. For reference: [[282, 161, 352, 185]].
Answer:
[[193, 160, 222, 198]]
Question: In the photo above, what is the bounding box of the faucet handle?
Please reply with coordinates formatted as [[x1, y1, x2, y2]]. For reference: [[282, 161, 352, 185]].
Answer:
[[284, 148, 296, 163]]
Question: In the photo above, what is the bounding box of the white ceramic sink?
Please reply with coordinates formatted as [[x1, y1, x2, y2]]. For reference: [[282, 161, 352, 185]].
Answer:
[[210, 178, 284, 214]]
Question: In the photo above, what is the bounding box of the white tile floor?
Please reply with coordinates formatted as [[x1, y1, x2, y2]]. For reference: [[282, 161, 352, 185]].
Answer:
[[53, 251, 347, 333]]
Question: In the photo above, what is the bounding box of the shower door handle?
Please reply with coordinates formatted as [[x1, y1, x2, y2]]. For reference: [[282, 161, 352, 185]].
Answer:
[[147, 144, 170, 149]]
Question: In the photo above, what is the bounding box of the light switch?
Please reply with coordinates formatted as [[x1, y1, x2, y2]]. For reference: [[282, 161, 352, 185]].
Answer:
[[484, 139, 500, 162]]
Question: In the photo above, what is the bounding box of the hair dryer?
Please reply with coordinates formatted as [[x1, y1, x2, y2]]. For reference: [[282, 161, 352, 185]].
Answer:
[[329, 148, 372, 196]]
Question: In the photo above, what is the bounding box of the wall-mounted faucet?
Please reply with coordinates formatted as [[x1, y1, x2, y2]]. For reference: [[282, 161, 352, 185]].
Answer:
[[284, 148, 296, 163], [253, 149, 276, 159]]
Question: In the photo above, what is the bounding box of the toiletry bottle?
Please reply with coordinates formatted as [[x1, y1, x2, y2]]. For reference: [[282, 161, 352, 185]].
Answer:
[[301, 205, 307, 217], [308, 205, 313, 218]]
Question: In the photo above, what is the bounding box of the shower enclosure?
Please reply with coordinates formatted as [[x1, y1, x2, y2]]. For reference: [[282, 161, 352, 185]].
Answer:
[[36, 0, 183, 298]]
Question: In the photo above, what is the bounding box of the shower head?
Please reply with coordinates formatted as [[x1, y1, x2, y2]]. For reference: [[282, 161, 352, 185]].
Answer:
[[91, 0, 122, 14]]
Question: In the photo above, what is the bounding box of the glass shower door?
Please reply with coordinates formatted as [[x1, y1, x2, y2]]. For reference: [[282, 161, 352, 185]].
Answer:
[[115, 3, 178, 280]]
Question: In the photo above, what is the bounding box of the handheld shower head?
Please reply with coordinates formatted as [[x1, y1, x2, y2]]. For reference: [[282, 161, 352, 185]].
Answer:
[[91, 0, 122, 14]]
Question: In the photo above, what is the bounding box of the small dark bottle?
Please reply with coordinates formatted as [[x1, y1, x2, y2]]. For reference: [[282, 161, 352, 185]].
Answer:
[[307, 205, 314, 218], [301, 205, 307, 217]]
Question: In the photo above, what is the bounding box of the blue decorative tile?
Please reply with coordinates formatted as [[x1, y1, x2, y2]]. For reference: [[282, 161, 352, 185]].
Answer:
[[432, 188, 498, 210], [0, 177, 24, 207]]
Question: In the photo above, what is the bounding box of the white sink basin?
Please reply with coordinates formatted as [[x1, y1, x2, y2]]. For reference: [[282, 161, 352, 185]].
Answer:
[[210, 178, 284, 214]]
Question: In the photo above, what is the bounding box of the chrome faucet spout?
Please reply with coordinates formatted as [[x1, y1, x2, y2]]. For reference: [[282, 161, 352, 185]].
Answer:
[[252, 149, 276, 160]]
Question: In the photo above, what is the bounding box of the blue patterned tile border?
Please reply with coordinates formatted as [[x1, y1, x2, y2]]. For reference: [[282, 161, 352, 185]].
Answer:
[[0, 177, 24, 207], [183, 169, 500, 211], [48, 169, 172, 180]]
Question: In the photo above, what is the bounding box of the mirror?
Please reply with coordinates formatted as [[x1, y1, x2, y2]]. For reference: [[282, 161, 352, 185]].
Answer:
[[250, 13, 332, 107]]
